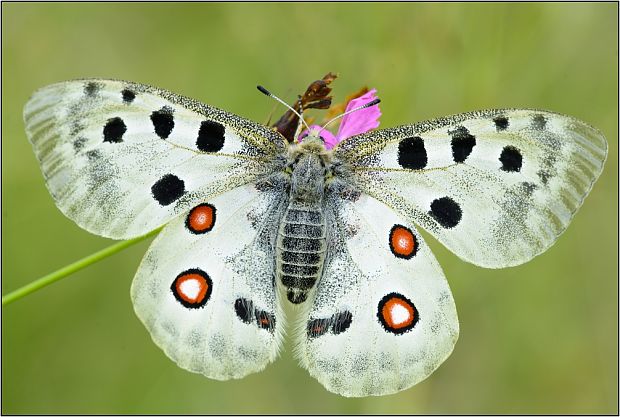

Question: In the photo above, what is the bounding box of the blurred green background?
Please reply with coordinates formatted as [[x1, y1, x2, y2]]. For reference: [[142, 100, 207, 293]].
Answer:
[[2, 2, 617, 414]]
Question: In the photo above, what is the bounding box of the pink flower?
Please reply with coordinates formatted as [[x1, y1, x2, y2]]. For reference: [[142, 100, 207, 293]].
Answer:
[[300, 89, 381, 149]]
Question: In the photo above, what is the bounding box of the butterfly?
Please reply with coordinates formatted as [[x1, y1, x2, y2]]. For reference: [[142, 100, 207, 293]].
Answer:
[[23, 79, 607, 397]]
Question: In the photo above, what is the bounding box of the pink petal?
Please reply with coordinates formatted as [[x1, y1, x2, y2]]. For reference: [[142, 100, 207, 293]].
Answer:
[[335, 88, 381, 143], [299, 125, 337, 148]]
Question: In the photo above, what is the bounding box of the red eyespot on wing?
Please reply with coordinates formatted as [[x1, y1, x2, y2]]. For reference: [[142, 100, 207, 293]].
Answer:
[[377, 293, 418, 334], [171, 269, 212, 308], [389, 225, 418, 259], [186, 203, 216, 234]]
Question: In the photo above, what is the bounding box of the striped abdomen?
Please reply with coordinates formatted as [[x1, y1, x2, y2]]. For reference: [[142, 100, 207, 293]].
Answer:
[[276, 206, 326, 304]]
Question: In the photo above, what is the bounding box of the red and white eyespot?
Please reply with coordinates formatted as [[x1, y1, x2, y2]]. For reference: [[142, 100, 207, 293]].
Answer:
[[171, 269, 212, 308], [377, 293, 419, 334], [186, 203, 216, 234], [389, 225, 418, 259]]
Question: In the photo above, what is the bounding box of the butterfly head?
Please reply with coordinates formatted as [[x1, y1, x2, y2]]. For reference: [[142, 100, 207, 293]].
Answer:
[[297, 92, 382, 150], [286, 136, 333, 203], [301, 127, 330, 147]]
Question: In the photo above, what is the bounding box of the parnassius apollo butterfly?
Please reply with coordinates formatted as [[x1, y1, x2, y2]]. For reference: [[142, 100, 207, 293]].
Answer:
[[23, 79, 607, 397]]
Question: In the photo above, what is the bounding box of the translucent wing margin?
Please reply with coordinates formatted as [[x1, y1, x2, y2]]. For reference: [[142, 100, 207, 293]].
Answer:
[[131, 183, 286, 379], [335, 109, 607, 267], [23, 79, 285, 239]]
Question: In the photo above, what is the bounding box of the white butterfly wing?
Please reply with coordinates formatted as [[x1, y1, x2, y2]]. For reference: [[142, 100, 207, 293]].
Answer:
[[295, 193, 458, 397], [131, 182, 286, 379], [336, 109, 607, 267], [23, 79, 284, 239]]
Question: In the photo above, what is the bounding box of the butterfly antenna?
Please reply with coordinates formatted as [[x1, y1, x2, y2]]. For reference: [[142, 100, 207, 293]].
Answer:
[[257, 85, 311, 132], [320, 98, 381, 132]]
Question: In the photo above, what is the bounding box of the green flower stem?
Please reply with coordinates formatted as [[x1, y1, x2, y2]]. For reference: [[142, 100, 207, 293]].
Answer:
[[2, 228, 161, 306]]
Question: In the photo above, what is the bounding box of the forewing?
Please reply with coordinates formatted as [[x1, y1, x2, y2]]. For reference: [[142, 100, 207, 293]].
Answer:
[[131, 183, 286, 379], [23, 79, 285, 239], [295, 193, 459, 397], [336, 109, 607, 267]]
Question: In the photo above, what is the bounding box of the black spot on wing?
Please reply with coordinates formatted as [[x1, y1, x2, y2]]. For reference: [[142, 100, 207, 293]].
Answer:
[[331, 311, 353, 335], [234, 298, 276, 333], [255, 309, 276, 333], [449, 126, 476, 163], [151, 107, 175, 139], [234, 298, 254, 324], [84, 81, 101, 97], [122, 89, 136, 103], [151, 174, 185, 206], [197, 120, 225, 152], [103, 117, 127, 143], [493, 115, 509, 131], [307, 311, 353, 338], [429, 197, 462, 228], [307, 318, 330, 338], [499, 146, 523, 172], [398, 136, 427, 169], [532, 114, 547, 130]]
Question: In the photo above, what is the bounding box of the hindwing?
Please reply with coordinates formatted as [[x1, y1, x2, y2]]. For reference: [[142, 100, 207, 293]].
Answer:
[[131, 183, 286, 379], [295, 193, 459, 397]]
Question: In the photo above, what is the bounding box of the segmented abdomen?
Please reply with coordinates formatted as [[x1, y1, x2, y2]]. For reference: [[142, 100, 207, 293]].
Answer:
[[276, 206, 326, 304]]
